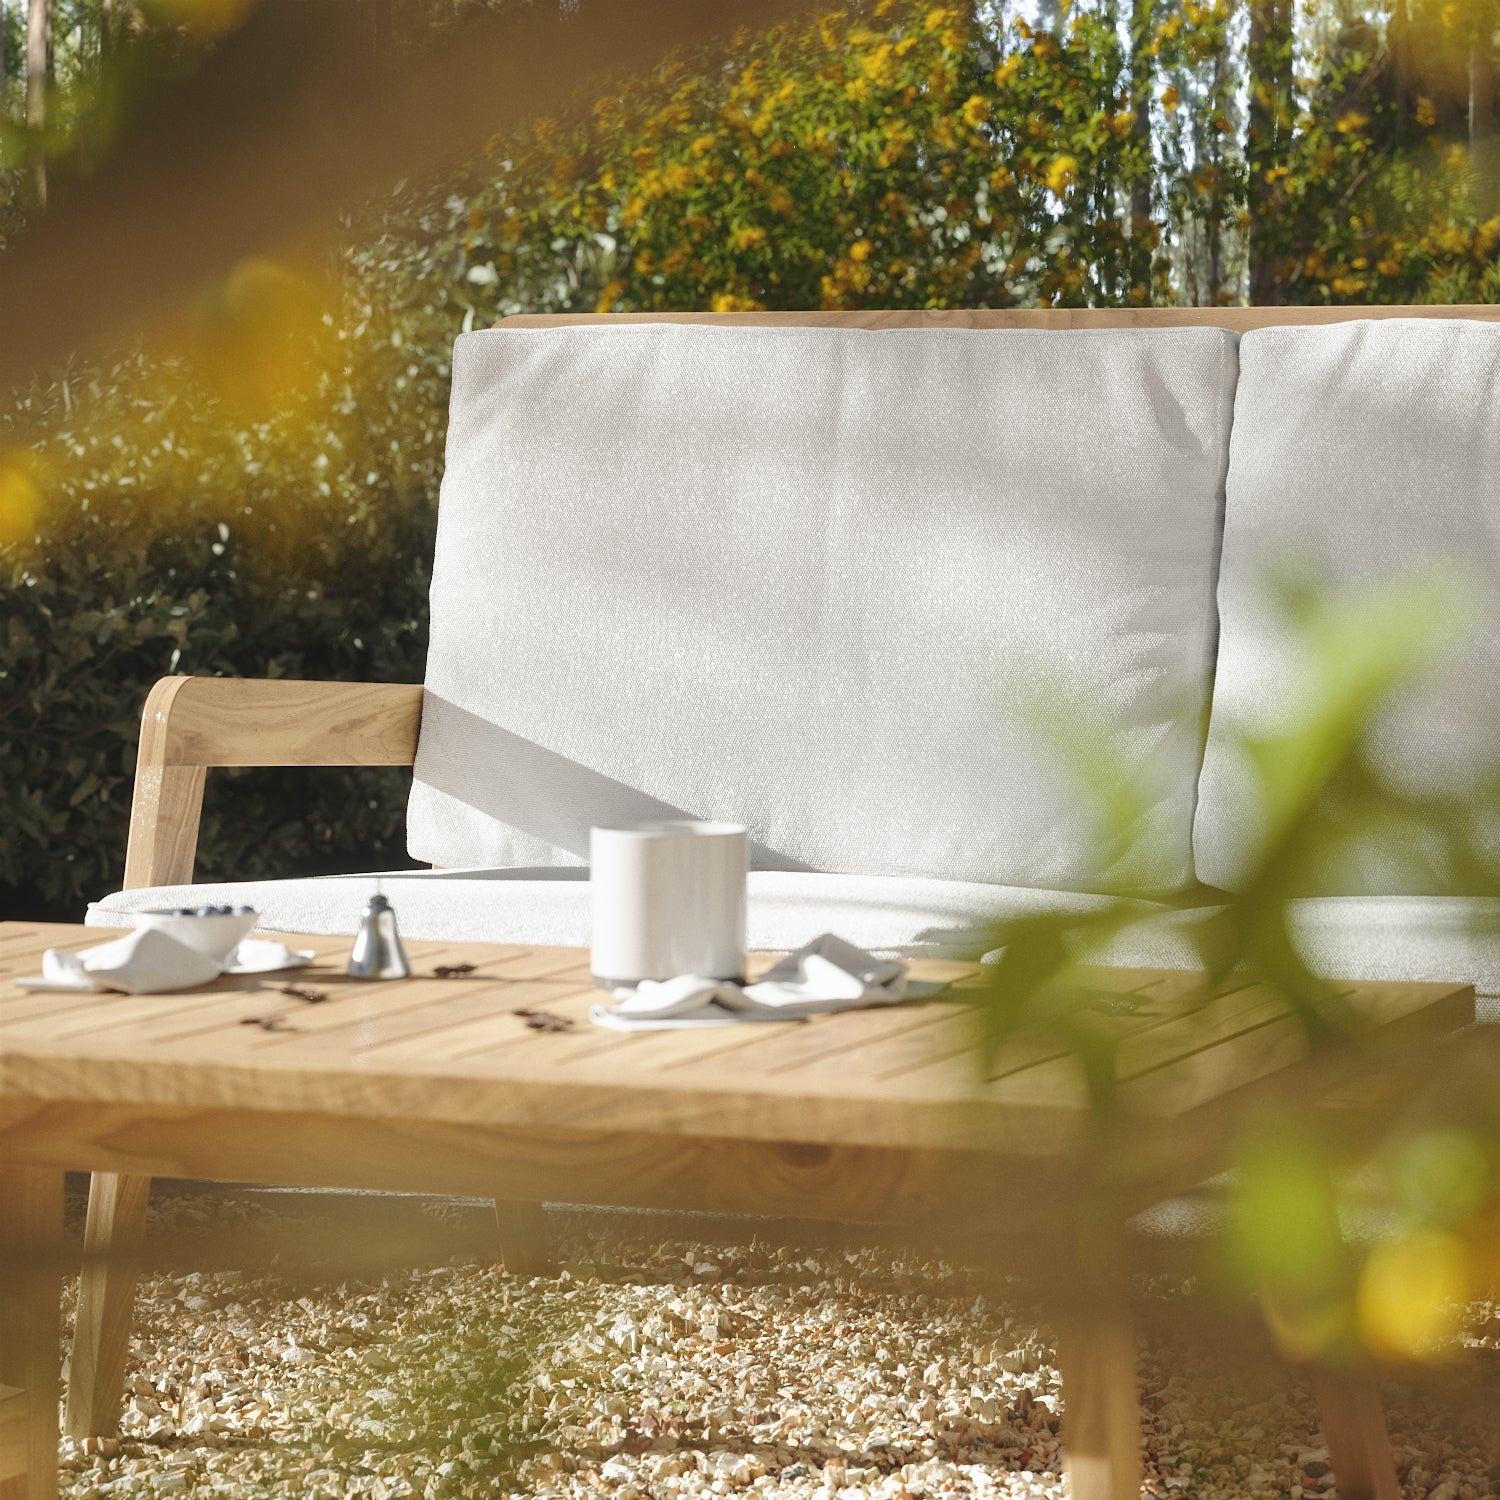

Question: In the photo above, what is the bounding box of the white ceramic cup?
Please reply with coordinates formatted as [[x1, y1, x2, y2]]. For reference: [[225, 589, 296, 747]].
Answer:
[[590, 821, 747, 986]]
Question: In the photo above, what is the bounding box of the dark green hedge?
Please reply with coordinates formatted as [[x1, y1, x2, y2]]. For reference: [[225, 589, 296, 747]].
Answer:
[[0, 515, 434, 922]]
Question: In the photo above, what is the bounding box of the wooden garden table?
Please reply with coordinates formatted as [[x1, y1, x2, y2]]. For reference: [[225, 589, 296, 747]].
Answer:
[[0, 920, 1475, 1500]]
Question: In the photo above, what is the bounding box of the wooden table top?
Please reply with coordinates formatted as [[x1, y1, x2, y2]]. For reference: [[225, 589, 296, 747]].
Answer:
[[0, 922, 1475, 1164]]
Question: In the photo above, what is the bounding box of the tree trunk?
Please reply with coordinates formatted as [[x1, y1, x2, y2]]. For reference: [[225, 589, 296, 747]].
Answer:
[[1471, 0, 1498, 214], [101, 0, 113, 61], [1247, 0, 1292, 304], [26, 0, 49, 207], [1128, 0, 1154, 303], [1390, 0, 1411, 115]]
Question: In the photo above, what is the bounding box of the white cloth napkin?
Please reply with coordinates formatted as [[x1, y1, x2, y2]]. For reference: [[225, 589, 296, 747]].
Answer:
[[16, 929, 309, 995], [590, 933, 910, 1031]]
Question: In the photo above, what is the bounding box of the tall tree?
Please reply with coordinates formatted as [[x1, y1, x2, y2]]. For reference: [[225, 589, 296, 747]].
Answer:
[[1247, 0, 1293, 303], [26, 0, 49, 206], [1128, 0, 1154, 302], [1472, 0, 1498, 212]]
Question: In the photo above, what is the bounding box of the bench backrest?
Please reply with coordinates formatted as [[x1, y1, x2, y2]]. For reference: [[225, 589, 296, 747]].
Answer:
[[409, 307, 1500, 896]]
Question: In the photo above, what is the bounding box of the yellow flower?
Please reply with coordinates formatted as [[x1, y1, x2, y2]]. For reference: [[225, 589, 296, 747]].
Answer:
[[849, 238, 873, 261], [732, 225, 768, 250], [1162, 84, 1181, 113], [594, 279, 626, 313], [662, 164, 697, 192], [846, 76, 872, 102], [1357, 1231, 1468, 1362], [1335, 110, 1369, 134], [993, 54, 1023, 87], [630, 146, 656, 172], [766, 186, 794, 215], [622, 195, 647, 227], [690, 134, 718, 157], [1044, 154, 1078, 195], [961, 94, 990, 128], [0, 450, 44, 550], [1416, 95, 1437, 127], [923, 6, 954, 31]]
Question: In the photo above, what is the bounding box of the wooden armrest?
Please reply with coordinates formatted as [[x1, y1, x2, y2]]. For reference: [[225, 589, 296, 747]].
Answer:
[[124, 677, 424, 890]]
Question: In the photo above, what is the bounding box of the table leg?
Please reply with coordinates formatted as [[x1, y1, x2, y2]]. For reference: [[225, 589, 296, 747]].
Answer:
[[1307, 1364, 1400, 1500], [64, 1173, 151, 1440], [492, 1199, 553, 1277], [1056, 1294, 1143, 1500], [0, 1166, 64, 1500], [1049, 1204, 1143, 1500]]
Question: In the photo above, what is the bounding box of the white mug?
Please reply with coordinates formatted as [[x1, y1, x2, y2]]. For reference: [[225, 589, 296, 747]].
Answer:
[[590, 821, 747, 986]]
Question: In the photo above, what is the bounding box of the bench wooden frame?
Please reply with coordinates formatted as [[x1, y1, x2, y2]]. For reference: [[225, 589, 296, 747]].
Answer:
[[64, 303, 1500, 1494]]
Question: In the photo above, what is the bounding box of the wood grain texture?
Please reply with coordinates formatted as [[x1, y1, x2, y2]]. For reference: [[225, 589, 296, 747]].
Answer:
[[0, 1167, 63, 1500], [1056, 1307, 1142, 1500], [1307, 1366, 1402, 1500], [64, 1175, 151, 1442], [0, 930, 1472, 1157], [0, 1386, 27, 1488], [497, 306, 1500, 332], [121, 677, 422, 892]]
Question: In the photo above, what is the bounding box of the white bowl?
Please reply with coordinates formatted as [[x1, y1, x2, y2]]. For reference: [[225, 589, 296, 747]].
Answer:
[[133, 908, 260, 966]]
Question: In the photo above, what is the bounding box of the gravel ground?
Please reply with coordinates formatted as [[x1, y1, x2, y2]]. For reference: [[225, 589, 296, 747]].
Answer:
[[52, 1190, 1500, 1500]]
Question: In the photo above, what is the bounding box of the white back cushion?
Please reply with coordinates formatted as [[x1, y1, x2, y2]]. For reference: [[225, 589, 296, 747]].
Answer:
[[410, 324, 1237, 892], [1195, 319, 1500, 892]]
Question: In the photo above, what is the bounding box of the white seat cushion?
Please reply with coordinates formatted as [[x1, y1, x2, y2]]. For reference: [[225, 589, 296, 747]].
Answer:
[[414, 323, 1238, 893], [1196, 318, 1500, 893], [1095, 896, 1500, 1009], [88, 871, 1153, 959]]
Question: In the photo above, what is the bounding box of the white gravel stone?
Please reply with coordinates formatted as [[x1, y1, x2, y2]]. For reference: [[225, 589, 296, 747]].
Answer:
[[45, 1193, 1500, 1500]]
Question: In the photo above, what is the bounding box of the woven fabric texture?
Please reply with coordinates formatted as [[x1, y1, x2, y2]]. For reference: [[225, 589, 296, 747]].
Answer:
[[1195, 319, 1500, 892], [410, 324, 1237, 891]]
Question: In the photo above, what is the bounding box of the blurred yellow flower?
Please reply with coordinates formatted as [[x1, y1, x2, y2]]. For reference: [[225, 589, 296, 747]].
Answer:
[[961, 95, 990, 128], [1357, 1231, 1468, 1361], [0, 450, 45, 550], [690, 134, 718, 157], [849, 238, 873, 261], [732, 226, 768, 249], [1335, 110, 1369, 134], [594, 280, 626, 313], [1162, 84, 1181, 113], [993, 54, 1023, 87], [1416, 95, 1438, 127], [1044, 154, 1078, 194]]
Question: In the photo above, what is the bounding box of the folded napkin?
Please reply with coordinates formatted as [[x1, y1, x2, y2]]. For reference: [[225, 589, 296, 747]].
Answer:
[[591, 934, 910, 1031], [16, 929, 309, 995]]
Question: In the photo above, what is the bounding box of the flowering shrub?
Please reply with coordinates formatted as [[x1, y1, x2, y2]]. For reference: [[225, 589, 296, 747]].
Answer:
[[458, 4, 1157, 317]]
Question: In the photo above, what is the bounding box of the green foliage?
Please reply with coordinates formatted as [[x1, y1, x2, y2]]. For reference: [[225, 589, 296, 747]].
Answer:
[[458, 3, 1155, 316], [0, 247, 451, 920]]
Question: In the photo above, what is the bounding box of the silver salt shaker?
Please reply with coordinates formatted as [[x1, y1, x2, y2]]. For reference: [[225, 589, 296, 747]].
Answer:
[[346, 892, 411, 980]]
